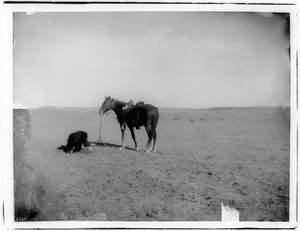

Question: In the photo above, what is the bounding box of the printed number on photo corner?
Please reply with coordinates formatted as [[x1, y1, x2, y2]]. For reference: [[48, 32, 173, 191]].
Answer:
[[16, 217, 26, 221]]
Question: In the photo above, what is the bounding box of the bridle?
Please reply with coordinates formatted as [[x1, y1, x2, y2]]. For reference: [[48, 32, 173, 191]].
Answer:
[[105, 98, 116, 115]]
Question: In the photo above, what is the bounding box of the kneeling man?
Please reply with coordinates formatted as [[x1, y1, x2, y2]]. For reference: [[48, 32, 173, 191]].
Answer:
[[58, 131, 91, 153]]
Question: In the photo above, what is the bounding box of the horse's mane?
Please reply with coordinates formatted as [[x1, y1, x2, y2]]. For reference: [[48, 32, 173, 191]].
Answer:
[[115, 99, 126, 104]]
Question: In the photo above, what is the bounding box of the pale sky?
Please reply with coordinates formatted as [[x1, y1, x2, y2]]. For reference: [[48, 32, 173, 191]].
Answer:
[[13, 12, 290, 108]]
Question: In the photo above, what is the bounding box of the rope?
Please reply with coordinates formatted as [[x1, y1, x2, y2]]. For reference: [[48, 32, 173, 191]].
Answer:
[[98, 115, 106, 146]]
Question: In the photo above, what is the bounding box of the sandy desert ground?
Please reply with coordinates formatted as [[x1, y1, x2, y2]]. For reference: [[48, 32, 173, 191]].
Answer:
[[13, 106, 290, 222]]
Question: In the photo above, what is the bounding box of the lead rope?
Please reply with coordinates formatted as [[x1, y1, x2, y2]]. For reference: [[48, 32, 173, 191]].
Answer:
[[98, 115, 106, 146], [98, 101, 114, 145]]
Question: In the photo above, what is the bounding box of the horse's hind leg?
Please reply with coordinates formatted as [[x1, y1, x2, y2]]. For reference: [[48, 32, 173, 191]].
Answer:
[[150, 115, 158, 152], [145, 123, 154, 153], [152, 131, 157, 152]]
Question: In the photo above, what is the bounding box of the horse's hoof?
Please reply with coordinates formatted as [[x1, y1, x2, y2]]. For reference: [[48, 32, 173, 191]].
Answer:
[[119, 147, 124, 150], [151, 148, 157, 153], [146, 149, 151, 153], [135, 147, 139, 151]]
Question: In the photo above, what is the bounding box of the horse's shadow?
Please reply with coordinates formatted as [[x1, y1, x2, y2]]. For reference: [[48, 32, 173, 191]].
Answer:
[[90, 141, 137, 151], [90, 141, 163, 154]]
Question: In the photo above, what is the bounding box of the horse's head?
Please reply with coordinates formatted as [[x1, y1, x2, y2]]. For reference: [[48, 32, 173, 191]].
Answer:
[[99, 96, 115, 115]]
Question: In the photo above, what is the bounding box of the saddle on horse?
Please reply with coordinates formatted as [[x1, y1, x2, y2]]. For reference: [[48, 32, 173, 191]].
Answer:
[[121, 101, 145, 130]]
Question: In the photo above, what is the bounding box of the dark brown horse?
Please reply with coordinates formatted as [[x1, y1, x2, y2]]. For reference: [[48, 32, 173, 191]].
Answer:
[[99, 96, 159, 152]]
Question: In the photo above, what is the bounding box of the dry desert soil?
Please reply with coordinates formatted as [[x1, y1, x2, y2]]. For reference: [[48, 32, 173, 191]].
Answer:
[[13, 107, 290, 222]]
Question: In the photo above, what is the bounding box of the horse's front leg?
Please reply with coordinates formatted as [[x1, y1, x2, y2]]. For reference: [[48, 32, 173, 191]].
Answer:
[[129, 126, 139, 151], [120, 125, 126, 150]]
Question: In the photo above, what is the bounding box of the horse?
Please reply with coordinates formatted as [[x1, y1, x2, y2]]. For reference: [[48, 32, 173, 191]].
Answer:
[[99, 96, 159, 152]]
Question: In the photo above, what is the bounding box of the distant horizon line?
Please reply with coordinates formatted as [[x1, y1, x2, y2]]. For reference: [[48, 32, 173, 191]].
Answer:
[[14, 105, 290, 110]]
